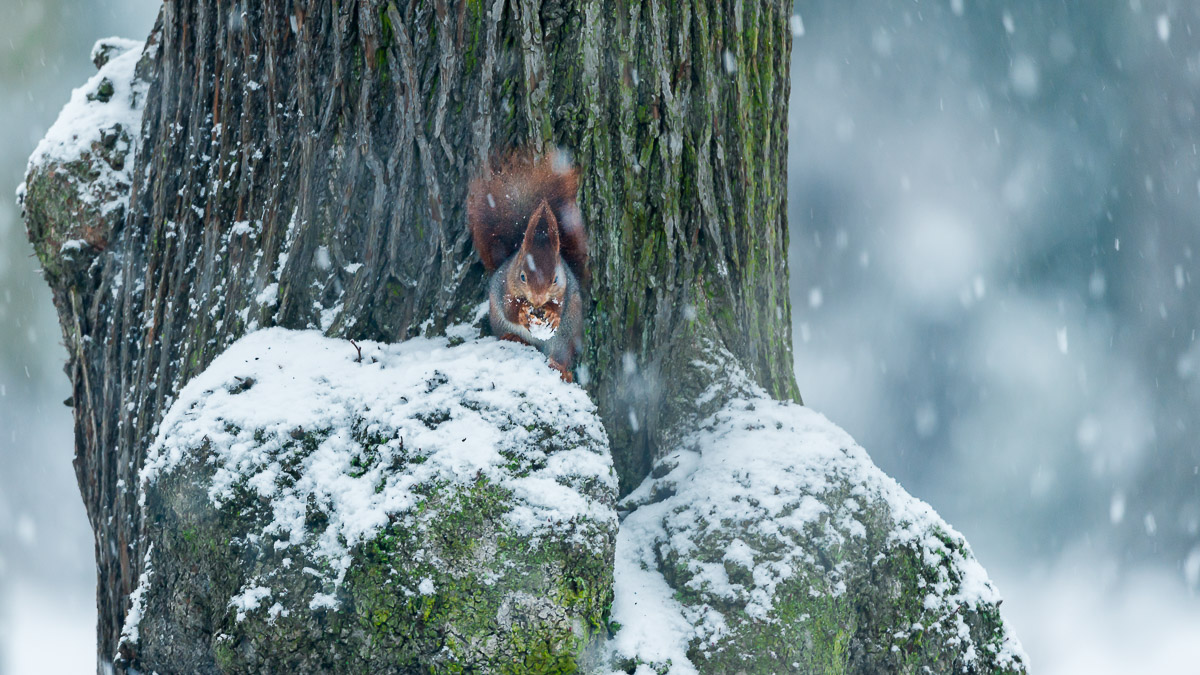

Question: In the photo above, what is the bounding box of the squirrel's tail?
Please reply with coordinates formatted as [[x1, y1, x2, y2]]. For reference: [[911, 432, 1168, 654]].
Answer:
[[467, 150, 588, 283]]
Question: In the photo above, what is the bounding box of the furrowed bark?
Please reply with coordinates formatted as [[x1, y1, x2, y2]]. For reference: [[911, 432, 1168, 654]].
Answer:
[[23, 0, 798, 669]]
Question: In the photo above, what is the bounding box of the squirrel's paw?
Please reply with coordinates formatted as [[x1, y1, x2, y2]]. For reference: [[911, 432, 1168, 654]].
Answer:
[[549, 359, 574, 383]]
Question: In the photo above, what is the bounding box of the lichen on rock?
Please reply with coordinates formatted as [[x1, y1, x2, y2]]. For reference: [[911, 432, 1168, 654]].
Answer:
[[124, 328, 617, 673], [608, 394, 1028, 675]]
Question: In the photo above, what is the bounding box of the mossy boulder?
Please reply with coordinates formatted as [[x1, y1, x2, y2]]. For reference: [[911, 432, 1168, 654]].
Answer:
[[122, 328, 617, 673], [610, 397, 1027, 674]]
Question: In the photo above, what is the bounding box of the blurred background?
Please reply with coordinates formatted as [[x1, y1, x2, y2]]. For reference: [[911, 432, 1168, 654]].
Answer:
[[0, 0, 1197, 673], [789, 1, 1200, 672], [0, 1, 159, 672]]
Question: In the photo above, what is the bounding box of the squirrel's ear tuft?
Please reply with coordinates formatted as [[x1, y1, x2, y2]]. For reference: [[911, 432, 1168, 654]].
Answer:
[[522, 200, 561, 283], [523, 199, 561, 251]]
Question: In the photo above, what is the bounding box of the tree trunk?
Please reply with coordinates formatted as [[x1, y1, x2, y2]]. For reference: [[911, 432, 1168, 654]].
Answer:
[[23, 0, 798, 670]]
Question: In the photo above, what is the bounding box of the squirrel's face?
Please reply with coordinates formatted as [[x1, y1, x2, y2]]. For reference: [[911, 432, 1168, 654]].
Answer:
[[509, 257, 566, 312]]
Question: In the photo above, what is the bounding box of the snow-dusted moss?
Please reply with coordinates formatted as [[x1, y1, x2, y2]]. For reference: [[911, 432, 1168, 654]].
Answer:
[[20, 37, 149, 285], [609, 397, 1027, 675], [124, 329, 616, 673]]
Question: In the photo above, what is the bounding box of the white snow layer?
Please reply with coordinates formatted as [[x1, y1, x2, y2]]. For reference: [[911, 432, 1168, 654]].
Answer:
[[22, 37, 147, 213], [611, 396, 1028, 672], [139, 328, 615, 613]]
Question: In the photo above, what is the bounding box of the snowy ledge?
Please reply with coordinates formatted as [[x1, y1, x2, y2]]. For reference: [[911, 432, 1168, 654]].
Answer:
[[125, 328, 617, 672], [140, 328, 616, 595], [20, 37, 149, 280], [27, 38, 146, 177], [22, 37, 147, 215], [610, 393, 1028, 674]]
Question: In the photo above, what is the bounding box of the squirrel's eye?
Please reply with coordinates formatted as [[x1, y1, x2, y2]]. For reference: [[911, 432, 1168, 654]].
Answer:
[[520, 272, 526, 282], [554, 273, 560, 284]]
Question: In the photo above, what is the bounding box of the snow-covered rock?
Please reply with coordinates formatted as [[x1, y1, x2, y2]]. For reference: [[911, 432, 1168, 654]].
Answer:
[[609, 397, 1028, 674], [20, 37, 149, 284], [124, 328, 617, 673], [117, 326, 1024, 674]]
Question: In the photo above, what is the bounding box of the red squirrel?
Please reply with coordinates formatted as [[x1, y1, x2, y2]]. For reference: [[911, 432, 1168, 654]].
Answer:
[[467, 151, 587, 382]]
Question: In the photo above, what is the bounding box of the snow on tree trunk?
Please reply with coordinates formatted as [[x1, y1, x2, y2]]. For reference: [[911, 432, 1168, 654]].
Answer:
[[19, 2, 1027, 675]]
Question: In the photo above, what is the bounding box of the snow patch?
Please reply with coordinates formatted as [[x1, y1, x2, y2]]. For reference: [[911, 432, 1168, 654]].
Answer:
[[230, 585, 273, 622], [255, 282, 279, 307], [117, 544, 154, 649], [231, 220, 255, 236]]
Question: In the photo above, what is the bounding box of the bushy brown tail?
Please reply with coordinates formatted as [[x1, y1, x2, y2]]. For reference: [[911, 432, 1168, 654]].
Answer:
[[467, 150, 588, 283]]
